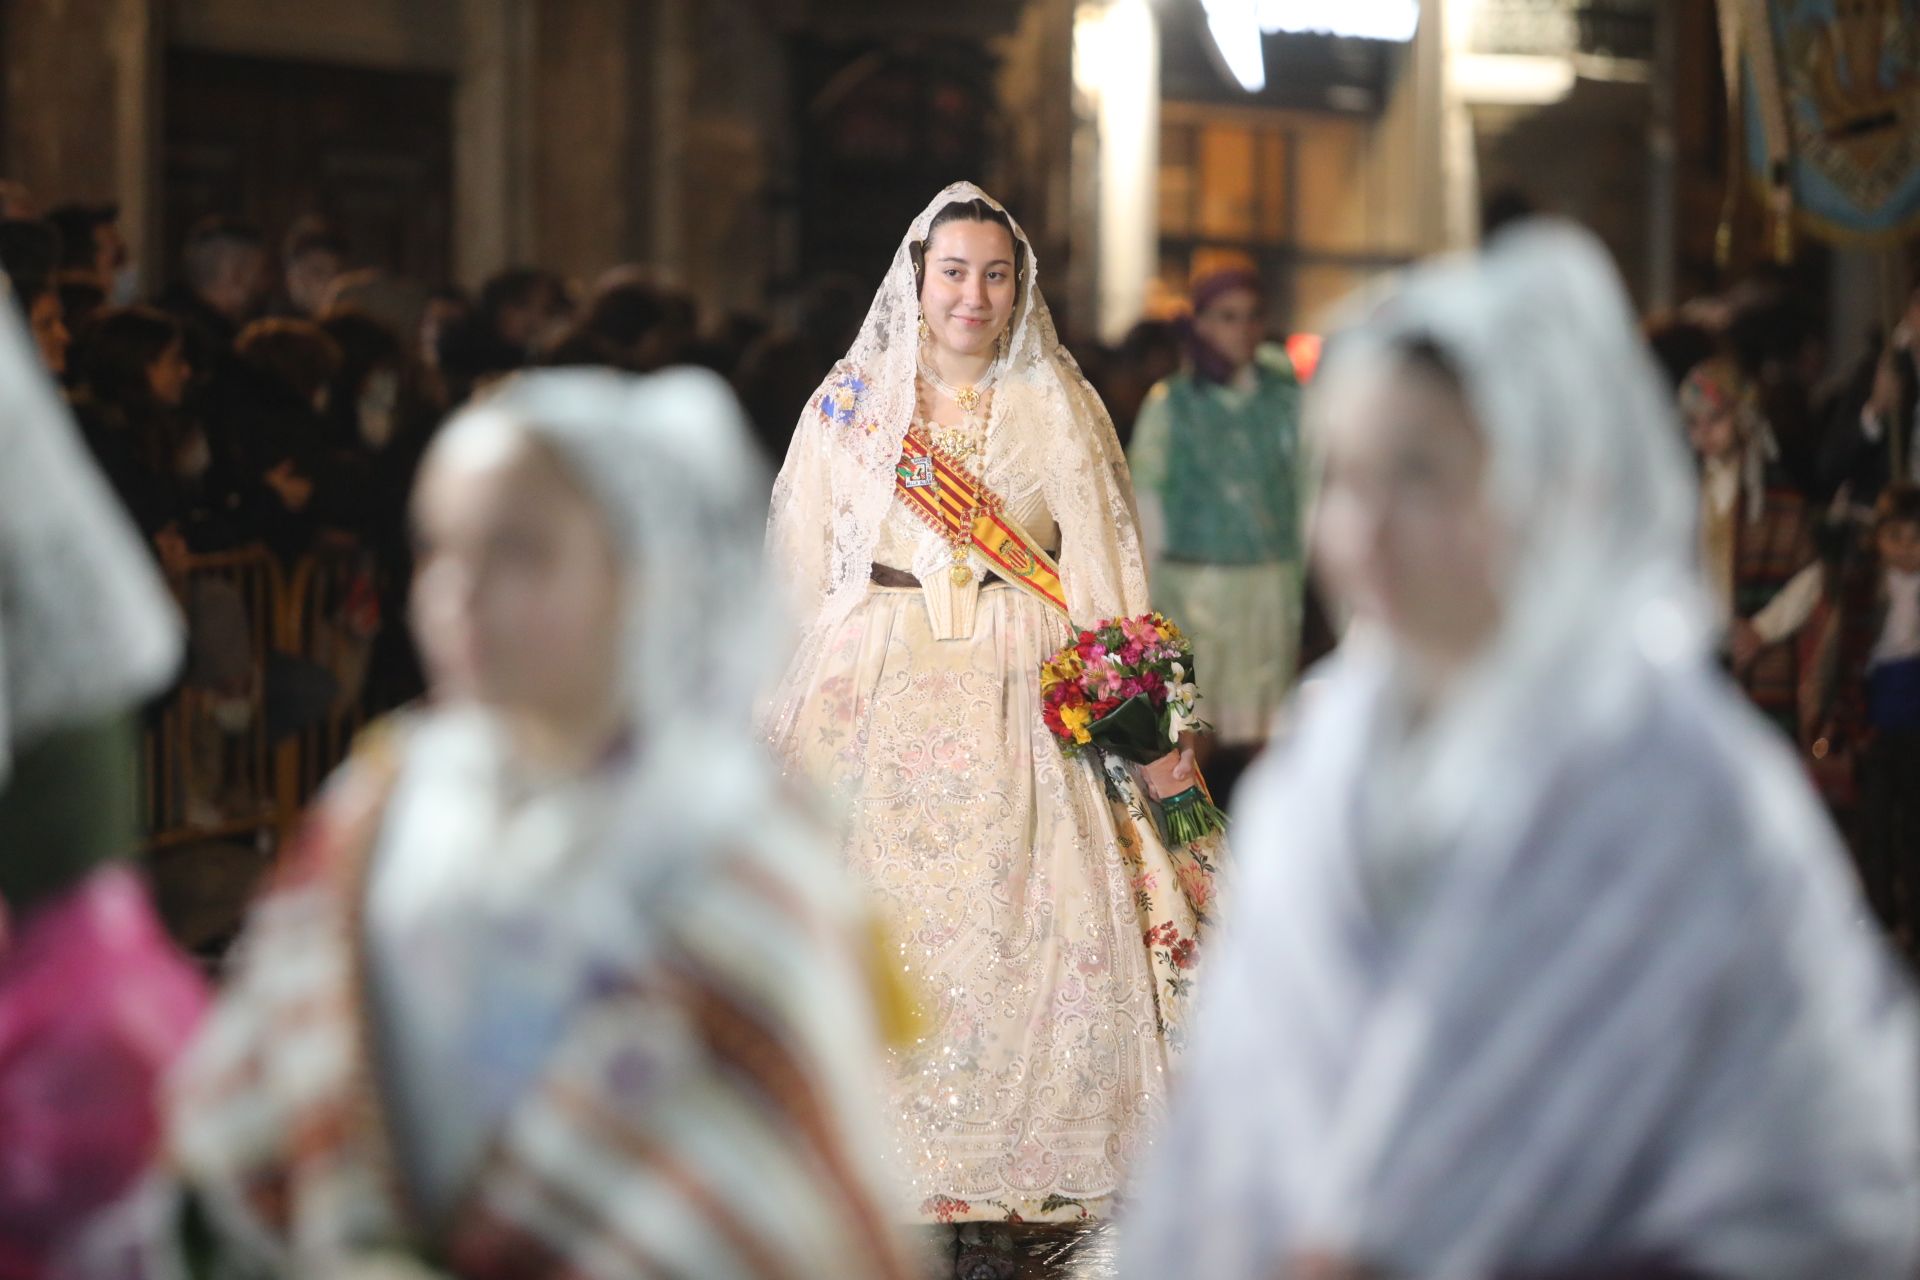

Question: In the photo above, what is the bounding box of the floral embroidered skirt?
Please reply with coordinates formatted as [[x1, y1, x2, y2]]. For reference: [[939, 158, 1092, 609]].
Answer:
[[771, 582, 1219, 1226]]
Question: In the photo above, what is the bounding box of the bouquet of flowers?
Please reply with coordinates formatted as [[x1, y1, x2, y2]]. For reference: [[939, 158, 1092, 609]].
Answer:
[[1040, 613, 1227, 845]]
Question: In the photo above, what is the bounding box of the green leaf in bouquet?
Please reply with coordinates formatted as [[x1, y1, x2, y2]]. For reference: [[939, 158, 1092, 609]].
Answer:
[[1085, 694, 1173, 764]]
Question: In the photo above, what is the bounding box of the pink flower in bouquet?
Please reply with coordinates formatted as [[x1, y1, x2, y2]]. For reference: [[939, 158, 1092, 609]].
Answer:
[[1039, 613, 1227, 839]]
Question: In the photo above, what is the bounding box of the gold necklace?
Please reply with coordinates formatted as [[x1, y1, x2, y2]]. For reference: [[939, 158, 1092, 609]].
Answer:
[[929, 416, 984, 462], [917, 376, 990, 463], [918, 353, 998, 414]]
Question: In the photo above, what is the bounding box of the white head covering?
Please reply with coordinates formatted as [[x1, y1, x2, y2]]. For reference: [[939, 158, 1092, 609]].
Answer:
[[370, 367, 791, 1220], [1679, 355, 1780, 527], [1307, 219, 1711, 869], [1119, 223, 1920, 1279], [446, 366, 781, 750], [765, 182, 1147, 639], [0, 283, 181, 787]]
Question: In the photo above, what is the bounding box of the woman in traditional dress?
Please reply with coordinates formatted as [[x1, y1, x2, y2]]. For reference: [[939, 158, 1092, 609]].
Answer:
[[1118, 222, 1920, 1279], [1128, 267, 1306, 796], [85, 369, 913, 1279], [765, 183, 1221, 1269], [0, 285, 207, 1278]]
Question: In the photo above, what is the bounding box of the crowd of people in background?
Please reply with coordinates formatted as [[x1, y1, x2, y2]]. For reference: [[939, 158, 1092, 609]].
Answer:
[[1648, 262, 1920, 961], [0, 177, 1915, 963], [0, 184, 1177, 811], [3, 160, 1920, 1280]]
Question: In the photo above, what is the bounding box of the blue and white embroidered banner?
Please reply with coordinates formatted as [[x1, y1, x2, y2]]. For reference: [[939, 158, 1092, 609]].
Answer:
[[1739, 0, 1920, 244]]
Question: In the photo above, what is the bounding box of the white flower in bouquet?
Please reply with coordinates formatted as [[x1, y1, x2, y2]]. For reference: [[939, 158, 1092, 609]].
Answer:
[[1167, 661, 1202, 742]]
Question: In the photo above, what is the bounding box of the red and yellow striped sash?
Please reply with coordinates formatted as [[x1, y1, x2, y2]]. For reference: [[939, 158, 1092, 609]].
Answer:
[[893, 427, 1069, 618]]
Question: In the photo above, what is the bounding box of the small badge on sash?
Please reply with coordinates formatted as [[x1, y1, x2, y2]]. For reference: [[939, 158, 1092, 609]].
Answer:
[[902, 454, 936, 489]]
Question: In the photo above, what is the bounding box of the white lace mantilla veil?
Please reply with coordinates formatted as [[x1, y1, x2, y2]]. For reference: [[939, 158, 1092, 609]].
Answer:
[[0, 282, 181, 788], [764, 183, 1147, 700]]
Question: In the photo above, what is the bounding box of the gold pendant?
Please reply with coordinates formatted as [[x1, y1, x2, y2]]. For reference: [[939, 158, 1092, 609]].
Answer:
[[955, 386, 980, 412], [950, 563, 972, 587], [934, 430, 972, 460]]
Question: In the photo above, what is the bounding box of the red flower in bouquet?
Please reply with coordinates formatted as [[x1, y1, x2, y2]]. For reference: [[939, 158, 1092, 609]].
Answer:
[[1038, 614, 1225, 844], [1040, 613, 1203, 755]]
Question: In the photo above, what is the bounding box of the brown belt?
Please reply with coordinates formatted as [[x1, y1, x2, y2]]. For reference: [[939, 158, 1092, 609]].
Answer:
[[871, 553, 1060, 590], [870, 563, 923, 588], [873, 563, 999, 588]]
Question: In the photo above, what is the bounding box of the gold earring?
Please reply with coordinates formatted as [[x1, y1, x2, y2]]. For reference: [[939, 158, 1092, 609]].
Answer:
[[996, 328, 1009, 359], [918, 315, 930, 342]]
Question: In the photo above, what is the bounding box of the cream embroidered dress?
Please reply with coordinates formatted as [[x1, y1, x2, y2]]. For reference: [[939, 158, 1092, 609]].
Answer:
[[765, 184, 1220, 1227]]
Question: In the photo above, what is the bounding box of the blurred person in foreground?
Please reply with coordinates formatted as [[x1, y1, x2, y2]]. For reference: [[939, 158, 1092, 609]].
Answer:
[[74, 369, 913, 1280], [1117, 222, 1920, 1280], [0, 279, 207, 1278]]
